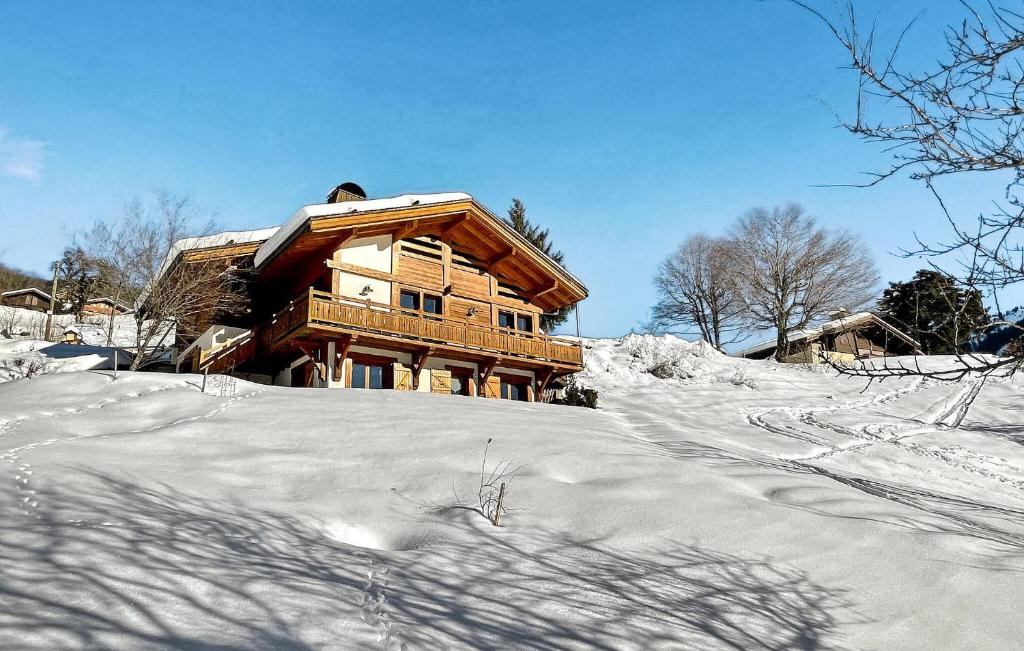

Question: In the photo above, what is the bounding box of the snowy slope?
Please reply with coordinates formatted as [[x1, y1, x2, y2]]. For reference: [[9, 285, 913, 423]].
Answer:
[[0, 336, 1022, 648]]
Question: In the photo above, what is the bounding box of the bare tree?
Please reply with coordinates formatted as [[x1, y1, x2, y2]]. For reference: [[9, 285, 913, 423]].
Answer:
[[83, 191, 250, 369], [652, 235, 743, 349], [727, 204, 879, 361], [56, 247, 100, 321], [797, 1, 1024, 381]]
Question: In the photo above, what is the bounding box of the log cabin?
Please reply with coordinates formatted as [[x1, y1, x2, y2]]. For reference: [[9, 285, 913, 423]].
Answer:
[[169, 183, 588, 401], [734, 310, 922, 363], [1, 288, 51, 312]]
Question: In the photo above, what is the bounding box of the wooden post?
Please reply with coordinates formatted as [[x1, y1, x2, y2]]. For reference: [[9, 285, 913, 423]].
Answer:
[[44, 261, 60, 342], [202, 368, 208, 394], [493, 482, 507, 526]]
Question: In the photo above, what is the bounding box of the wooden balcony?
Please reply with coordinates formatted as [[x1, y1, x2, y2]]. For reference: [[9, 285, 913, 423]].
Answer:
[[259, 288, 584, 369]]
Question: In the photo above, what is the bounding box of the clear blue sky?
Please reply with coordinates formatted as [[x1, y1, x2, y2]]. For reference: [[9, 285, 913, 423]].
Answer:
[[0, 1, 1015, 337]]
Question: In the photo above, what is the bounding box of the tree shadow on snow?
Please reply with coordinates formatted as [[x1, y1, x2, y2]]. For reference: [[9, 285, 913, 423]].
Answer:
[[0, 472, 859, 650]]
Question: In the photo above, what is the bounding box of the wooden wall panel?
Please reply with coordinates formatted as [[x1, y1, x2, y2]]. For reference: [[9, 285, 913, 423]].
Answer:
[[448, 296, 491, 326], [397, 254, 443, 289], [451, 266, 489, 296]]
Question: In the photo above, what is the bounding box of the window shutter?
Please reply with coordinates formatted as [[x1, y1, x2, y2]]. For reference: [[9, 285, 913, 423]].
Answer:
[[484, 375, 501, 399], [393, 363, 413, 391], [430, 369, 452, 394]]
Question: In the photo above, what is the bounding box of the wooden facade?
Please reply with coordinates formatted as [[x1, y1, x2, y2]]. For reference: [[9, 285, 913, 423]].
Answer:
[[1, 288, 51, 312], [735, 312, 922, 363], [173, 191, 587, 402]]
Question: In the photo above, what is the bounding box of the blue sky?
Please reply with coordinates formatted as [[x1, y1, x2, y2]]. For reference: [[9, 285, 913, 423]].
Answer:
[[0, 0, 1014, 337]]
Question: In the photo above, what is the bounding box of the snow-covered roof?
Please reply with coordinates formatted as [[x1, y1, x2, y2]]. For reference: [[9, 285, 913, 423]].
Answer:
[[733, 312, 919, 357], [1, 287, 51, 300], [254, 193, 471, 269], [86, 297, 132, 312], [157, 227, 280, 280]]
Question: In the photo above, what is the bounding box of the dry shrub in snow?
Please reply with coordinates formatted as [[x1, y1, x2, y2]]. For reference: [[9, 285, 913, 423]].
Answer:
[[451, 439, 522, 527]]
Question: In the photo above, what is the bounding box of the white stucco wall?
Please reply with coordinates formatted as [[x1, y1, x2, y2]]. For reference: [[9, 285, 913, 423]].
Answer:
[[335, 235, 393, 302], [338, 235, 392, 271]]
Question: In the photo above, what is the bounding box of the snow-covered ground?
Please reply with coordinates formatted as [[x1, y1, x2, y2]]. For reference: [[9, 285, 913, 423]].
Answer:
[[0, 305, 140, 347], [0, 334, 1022, 648]]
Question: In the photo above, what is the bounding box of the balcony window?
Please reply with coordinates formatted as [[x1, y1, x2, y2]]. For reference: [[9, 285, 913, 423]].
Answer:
[[399, 290, 419, 311], [516, 314, 533, 333], [423, 294, 442, 315], [498, 311, 514, 328]]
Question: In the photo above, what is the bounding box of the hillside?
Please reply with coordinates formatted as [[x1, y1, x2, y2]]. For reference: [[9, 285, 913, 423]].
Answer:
[[0, 335, 1022, 648]]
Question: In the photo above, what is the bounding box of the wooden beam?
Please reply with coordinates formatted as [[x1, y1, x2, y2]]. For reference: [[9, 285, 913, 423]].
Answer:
[[393, 219, 419, 242], [296, 342, 328, 385], [410, 347, 434, 390], [528, 280, 559, 301], [327, 260, 397, 284], [487, 247, 515, 272], [333, 334, 356, 380], [440, 213, 469, 235], [478, 358, 499, 397], [535, 368, 555, 399]]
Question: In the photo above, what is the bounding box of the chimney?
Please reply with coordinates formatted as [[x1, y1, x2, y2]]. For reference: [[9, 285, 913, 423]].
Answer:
[[828, 308, 850, 321], [326, 181, 367, 204]]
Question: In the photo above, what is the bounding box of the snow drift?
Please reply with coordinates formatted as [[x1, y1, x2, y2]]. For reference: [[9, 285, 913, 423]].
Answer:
[[0, 334, 1022, 648]]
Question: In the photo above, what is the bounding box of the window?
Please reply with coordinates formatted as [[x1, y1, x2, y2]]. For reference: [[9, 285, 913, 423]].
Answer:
[[399, 289, 442, 316], [500, 379, 529, 401], [399, 290, 419, 311], [423, 294, 442, 315], [351, 362, 386, 389], [499, 310, 534, 333]]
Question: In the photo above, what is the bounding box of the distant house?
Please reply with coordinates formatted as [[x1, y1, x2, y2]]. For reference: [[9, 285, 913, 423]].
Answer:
[[83, 297, 131, 316], [1, 288, 51, 312], [163, 182, 588, 401], [735, 311, 922, 363]]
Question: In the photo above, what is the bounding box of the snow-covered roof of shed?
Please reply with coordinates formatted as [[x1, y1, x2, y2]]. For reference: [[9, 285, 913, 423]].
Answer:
[[2, 287, 51, 300], [254, 192, 471, 269], [734, 312, 880, 357]]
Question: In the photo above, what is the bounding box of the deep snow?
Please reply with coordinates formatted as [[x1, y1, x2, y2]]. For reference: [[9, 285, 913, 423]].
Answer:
[[0, 334, 1022, 648]]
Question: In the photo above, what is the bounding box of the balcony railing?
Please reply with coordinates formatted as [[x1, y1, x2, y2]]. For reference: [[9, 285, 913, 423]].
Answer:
[[260, 288, 583, 367]]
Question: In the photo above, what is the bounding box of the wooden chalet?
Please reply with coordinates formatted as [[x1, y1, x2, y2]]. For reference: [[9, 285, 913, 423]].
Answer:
[[82, 297, 131, 316], [1, 287, 51, 312], [735, 310, 922, 363], [170, 183, 588, 401]]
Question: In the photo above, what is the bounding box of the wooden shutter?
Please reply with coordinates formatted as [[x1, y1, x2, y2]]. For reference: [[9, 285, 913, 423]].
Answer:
[[430, 369, 452, 394], [393, 363, 413, 391], [484, 375, 501, 399]]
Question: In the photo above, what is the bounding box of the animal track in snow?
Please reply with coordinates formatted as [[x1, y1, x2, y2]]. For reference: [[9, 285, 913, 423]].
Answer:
[[359, 557, 404, 650]]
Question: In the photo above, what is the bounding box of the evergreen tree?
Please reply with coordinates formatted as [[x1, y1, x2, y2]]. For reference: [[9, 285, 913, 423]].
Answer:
[[504, 198, 572, 332], [878, 269, 989, 354]]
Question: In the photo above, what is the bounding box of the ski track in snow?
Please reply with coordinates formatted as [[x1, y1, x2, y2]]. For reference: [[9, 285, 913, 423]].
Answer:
[[603, 370, 1024, 552]]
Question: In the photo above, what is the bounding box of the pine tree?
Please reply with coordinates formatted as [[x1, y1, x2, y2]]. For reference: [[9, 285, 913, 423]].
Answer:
[[878, 269, 989, 354], [504, 198, 572, 332]]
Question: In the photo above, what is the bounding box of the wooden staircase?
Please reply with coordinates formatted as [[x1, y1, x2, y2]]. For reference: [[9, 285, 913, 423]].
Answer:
[[190, 328, 258, 375]]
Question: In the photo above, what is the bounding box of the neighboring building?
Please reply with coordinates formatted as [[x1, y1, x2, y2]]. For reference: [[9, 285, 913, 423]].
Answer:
[[735, 311, 922, 363], [1, 287, 52, 312], [168, 184, 588, 401], [83, 297, 131, 316]]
